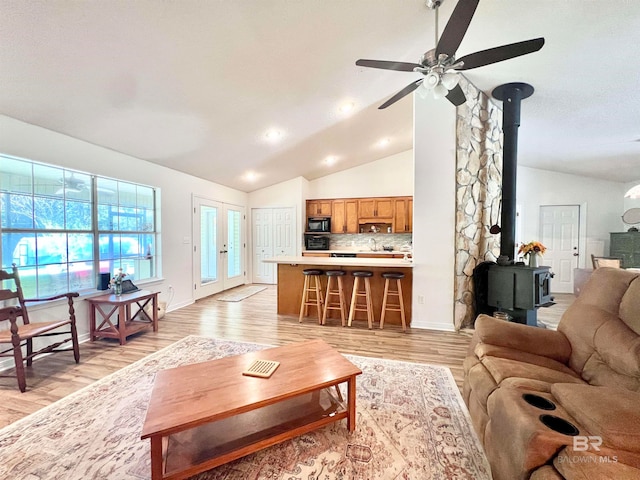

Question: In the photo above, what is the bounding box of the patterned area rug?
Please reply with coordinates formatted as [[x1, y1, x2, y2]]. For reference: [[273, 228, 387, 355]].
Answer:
[[216, 285, 267, 302], [0, 336, 491, 479]]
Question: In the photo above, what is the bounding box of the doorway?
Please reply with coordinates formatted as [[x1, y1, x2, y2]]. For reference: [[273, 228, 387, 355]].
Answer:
[[539, 205, 580, 294], [252, 207, 296, 284], [193, 196, 246, 300]]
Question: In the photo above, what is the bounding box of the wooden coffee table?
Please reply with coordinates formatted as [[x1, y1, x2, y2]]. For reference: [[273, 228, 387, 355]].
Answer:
[[140, 339, 362, 480]]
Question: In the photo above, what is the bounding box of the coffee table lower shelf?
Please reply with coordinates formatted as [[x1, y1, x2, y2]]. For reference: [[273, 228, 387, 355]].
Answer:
[[159, 387, 346, 480]]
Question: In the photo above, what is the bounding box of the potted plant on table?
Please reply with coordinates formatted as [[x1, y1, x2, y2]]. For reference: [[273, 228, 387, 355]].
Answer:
[[111, 268, 127, 296]]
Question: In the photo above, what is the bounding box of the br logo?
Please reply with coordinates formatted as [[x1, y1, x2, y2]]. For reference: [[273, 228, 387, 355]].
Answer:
[[573, 435, 602, 452]]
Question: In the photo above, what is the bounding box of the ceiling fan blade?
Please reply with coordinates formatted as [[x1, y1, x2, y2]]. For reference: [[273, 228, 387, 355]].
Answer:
[[454, 38, 545, 70], [378, 79, 422, 109], [356, 59, 422, 72], [435, 0, 479, 58], [445, 84, 466, 106]]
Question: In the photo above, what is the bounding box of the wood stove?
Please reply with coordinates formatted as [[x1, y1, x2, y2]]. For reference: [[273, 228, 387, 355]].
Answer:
[[472, 82, 554, 327], [487, 265, 553, 326]]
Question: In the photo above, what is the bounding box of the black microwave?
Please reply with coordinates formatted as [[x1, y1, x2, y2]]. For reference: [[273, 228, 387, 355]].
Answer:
[[307, 217, 331, 233], [305, 235, 330, 250]]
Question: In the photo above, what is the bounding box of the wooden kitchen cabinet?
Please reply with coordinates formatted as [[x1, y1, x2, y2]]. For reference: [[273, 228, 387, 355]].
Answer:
[[331, 199, 359, 233], [393, 197, 413, 233], [358, 197, 394, 219], [306, 200, 332, 217]]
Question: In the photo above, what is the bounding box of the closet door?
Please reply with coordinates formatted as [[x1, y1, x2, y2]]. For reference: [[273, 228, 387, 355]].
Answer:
[[252, 209, 274, 284]]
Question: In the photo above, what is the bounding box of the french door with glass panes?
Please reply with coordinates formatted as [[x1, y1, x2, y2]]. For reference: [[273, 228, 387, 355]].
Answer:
[[193, 196, 245, 300]]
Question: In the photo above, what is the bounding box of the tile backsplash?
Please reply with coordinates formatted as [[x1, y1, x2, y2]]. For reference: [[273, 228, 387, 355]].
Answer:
[[329, 233, 412, 251]]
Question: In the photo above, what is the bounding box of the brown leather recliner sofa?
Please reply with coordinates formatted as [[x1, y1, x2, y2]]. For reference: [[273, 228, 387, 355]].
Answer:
[[463, 267, 640, 480]]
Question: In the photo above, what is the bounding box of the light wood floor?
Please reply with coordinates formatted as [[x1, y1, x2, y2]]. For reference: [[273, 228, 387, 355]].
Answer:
[[0, 285, 573, 429]]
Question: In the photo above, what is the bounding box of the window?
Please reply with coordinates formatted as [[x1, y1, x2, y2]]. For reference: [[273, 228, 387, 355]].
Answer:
[[1, 154, 158, 297]]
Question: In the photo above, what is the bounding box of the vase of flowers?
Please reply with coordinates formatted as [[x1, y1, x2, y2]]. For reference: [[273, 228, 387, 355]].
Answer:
[[111, 268, 127, 296], [518, 241, 546, 268]]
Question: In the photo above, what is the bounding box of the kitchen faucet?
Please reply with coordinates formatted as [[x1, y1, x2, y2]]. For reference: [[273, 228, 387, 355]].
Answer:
[[369, 237, 377, 252]]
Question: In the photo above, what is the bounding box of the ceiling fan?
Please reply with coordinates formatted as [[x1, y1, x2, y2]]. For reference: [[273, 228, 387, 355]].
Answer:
[[356, 0, 545, 109]]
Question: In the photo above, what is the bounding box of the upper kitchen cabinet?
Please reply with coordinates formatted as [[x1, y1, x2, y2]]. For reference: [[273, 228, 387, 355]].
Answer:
[[358, 197, 394, 220], [306, 199, 332, 217], [332, 199, 359, 233], [393, 197, 413, 233]]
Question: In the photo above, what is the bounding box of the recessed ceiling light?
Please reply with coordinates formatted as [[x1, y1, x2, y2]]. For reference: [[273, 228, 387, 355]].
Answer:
[[324, 155, 338, 166], [244, 171, 259, 182], [264, 128, 283, 142], [338, 102, 355, 114]]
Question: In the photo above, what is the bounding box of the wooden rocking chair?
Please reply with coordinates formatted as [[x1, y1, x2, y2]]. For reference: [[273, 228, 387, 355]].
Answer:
[[0, 265, 80, 392]]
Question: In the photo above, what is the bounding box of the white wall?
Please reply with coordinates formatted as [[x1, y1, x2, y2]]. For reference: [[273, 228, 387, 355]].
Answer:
[[518, 166, 626, 263], [307, 150, 413, 199], [411, 94, 458, 331], [0, 114, 248, 344]]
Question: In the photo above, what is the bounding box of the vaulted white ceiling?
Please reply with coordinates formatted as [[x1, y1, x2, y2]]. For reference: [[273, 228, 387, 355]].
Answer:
[[1, 0, 639, 192]]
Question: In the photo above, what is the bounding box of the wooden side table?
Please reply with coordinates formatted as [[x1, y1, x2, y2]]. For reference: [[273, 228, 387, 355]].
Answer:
[[86, 290, 159, 345]]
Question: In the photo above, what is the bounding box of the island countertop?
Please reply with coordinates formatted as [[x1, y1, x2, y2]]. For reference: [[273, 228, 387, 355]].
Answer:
[[263, 255, 414, 268]]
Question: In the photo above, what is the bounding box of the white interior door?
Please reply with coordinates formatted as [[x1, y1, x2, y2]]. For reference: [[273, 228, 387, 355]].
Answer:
[[540, 205, 580, 293], [251, 207, 296, 284], [223, 204, 246, 290], [193, 197, 245, 299], [252, 209, 274, 284], [273, 207, 295, 256]]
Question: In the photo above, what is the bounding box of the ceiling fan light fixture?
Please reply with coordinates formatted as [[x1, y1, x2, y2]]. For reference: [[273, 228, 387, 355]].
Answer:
[[433, 83, 448, 99], [441, 72, 459, 90], [423, 72, 440, 90]]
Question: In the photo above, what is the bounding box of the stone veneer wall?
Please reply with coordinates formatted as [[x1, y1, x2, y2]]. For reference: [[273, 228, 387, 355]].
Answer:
[[454, 77, 503, 330]]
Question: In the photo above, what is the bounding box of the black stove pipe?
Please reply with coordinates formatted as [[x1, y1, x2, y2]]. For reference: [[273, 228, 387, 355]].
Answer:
[[492, 82, 534, 260]]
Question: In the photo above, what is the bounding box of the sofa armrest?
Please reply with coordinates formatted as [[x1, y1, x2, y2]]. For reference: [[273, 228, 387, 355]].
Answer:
[[474, 314, 572, 364]]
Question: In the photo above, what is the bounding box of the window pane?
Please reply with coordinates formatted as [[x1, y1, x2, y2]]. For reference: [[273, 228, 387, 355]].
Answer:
[[97, 178, 118, 204], [36, 233, 67, 265], [33, 163, 64, 198], [65, 200, 92, 230], [120, 234, 141, 257], [62, 171, 91, 201], [1, 193, 34, 229], [97, 204, 118, 230], [118, 182, 137, 207], [68, 233, 93, 262], [69, 261, 94, 291], [14, 265, 37, 298], [34, 196, 64, 229], [37, 264, 67, 296], [137, 185, 154, 208], [227, 210, 241, 278], [0, 156, 32, 194], [139, 208, 155, 231], [2, 232, 37, 267], [99, 233, 119, 260], [118, 207, 138, 231]]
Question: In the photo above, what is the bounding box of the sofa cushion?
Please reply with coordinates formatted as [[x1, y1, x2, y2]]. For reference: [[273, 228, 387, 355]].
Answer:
[[475, 314, 572, 364], [592, 318, 640, 380], [620, 276, 640, 335], [481, 356, 584, 386], [581, 355, 640, 392], [571, 268, 638, 315], [551, 384, 640, 453], [475, 344, 578, 377]]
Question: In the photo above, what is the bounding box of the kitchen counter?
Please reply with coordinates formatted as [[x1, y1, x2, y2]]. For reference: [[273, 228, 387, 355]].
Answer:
[[263, 256, 413, 328], [264, 255, 414, 268]]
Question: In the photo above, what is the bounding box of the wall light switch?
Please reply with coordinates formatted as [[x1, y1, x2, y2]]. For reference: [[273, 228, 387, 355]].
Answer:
[[183, 236, 190, 244]]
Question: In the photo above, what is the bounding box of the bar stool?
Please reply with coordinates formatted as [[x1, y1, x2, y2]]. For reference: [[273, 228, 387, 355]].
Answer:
[[322, 270, 347, 326], [348, 271, 374, 329], [299, 269, 324, 324], [380, 271, 407, 331]]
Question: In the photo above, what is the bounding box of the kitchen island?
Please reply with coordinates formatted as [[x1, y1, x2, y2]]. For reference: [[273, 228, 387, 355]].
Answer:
[[263, 255, 413, 328]]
